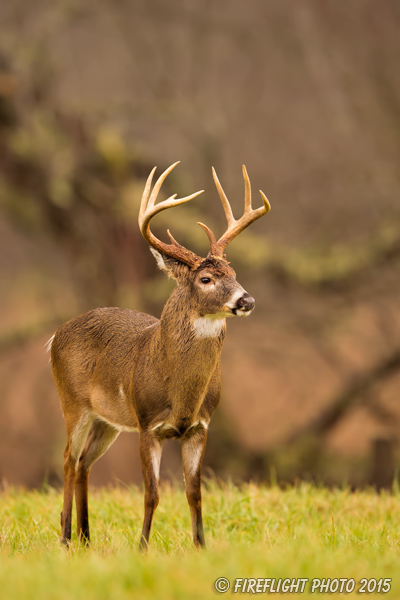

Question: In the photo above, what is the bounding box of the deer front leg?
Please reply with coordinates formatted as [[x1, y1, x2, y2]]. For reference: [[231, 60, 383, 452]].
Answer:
[[139, 431, 163, 551], [181, 426, 207, 548]]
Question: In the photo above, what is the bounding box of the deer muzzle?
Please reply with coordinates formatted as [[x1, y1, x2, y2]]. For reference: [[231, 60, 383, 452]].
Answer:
[[233, 292, 255, 315]]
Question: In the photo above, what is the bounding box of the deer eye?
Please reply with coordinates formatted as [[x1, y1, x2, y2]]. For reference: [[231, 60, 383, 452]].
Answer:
[[200, 277, 211, 284]]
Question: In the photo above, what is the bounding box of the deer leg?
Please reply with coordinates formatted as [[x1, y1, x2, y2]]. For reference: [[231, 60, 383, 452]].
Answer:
[[60, 411, 93, 545], [181, 427, 207, 548], [138, 431, 163, 551], [75, 419, 120, 544], [60, 443, 76, 545]]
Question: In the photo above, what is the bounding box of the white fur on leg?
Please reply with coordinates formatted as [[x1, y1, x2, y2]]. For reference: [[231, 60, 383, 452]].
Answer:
[[182, 437, 204, 480], [150, 444, 162, 482], [186, 445, 202, 478]]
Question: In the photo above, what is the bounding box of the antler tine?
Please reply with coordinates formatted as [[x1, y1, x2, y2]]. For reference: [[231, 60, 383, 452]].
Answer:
[[242, 164, 252, 212], [147, 161, 179, 210], [209, 165, 271, 258], [212, 167, 235, 228], [259, 190, 271, 213], [138, 166, 157, 226], [139, 163, 204, 227], [138, 163, 205, 268], [197, 221, 220, 257], [242, 163, 271, 218]]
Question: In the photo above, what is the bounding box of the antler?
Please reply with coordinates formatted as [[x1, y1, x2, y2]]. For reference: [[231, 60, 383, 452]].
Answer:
[[139, 162, 204, 268], [198, 165, 271, 259]]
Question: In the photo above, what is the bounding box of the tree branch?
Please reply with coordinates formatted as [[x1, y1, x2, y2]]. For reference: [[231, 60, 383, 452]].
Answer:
[[287, 349, 400, 444]]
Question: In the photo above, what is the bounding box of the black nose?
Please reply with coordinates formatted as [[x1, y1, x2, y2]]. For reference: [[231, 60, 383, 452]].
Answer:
[[236, 293, 255, 311]]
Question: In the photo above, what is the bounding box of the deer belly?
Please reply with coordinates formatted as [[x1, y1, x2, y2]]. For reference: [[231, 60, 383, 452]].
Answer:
[[89, 384, 138, 432]]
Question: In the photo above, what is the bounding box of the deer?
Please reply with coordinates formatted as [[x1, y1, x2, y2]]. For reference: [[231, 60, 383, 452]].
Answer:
[[49, 162, 270, 550]]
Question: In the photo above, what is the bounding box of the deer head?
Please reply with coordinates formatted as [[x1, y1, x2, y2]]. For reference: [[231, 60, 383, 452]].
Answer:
[[139, 162, 271, 322]]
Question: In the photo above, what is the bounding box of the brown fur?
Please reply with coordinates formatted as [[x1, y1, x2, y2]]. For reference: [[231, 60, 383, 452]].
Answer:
[[51, 247, 256, 550]]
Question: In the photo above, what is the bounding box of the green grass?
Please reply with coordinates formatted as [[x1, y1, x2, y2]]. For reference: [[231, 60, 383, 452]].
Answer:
[[1, 481, 399, 598]]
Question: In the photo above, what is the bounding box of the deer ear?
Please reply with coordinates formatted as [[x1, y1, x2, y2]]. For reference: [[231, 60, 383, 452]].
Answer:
[[150, 248, 168, 272], [149, 248, 189, 280]]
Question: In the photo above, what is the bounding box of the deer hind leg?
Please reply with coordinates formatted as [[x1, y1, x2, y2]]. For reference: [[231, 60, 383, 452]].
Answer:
[[181, 427, 207, 548], [75, 419, 120, 545], [61, 410, 94, 545], [138, 431, 163, 551]]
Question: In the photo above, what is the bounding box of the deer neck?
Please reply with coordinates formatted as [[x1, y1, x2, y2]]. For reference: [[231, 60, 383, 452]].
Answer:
[[151, 286, 225, 426], [159, 286, 226, 351]]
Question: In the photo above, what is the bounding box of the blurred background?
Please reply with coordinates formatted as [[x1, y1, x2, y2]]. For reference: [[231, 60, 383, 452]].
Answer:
[[1, 0, 400, 490]]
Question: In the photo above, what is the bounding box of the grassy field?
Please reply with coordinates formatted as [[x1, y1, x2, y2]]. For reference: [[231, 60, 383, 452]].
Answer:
[[0, 481, 399, 599]]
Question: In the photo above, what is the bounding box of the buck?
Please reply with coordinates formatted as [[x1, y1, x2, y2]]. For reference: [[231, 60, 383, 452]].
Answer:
[[50, 162, 270, 549]]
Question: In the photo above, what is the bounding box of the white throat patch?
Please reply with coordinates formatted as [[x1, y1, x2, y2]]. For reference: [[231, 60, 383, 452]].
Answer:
[[193, 317, 225, 338]]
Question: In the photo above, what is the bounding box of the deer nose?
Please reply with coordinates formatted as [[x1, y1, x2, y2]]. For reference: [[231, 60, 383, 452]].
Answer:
[[236, 293, 255, 312]]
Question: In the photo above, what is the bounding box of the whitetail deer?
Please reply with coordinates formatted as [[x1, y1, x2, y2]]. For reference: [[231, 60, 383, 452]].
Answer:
[[50, 162, 270, 549]]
